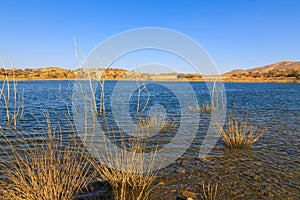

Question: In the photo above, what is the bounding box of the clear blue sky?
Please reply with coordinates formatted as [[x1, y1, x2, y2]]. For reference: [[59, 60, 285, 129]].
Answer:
[[0, 0, 300, 73]]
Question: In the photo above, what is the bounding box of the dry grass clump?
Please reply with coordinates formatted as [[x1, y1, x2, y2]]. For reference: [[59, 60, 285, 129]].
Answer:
[[189, 102, 213, 114], [92, 131, 157, 200], [189, 80, 226, 114], [200, 102, 213, 113], [200, 181, 218, 200], [0, 123, 93, 200], [219, 112, 267, 149], [137, 114, 177, 133]]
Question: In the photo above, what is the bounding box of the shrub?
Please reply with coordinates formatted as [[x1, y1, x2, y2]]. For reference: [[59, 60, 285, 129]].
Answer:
[[286, 70, 299, 78], [91, 131, 157, 200], [0, 122, 93, 200], [218, 112, 267, 149], [137, 114, 177, 133]]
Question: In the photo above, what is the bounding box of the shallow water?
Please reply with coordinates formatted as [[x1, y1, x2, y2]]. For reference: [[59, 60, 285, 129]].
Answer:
[[0, 81, 299, 199]]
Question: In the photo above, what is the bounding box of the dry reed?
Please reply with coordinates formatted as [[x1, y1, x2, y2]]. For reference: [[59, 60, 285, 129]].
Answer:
[[73, 77, 157, 200], [91, 128, 157, 200], [219, 112, 267, 149], [189, 102, 212, 114], [0, 116, 93, 200], [0, 73, 24, 130], [137, 114, 177, 133], [201, 180, 218, 200]]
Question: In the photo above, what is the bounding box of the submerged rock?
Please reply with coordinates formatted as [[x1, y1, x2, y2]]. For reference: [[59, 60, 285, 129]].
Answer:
[[181, 190, 197, 199]]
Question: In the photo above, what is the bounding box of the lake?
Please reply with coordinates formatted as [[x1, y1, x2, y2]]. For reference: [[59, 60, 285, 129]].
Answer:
[[0, 81, 299, 199]]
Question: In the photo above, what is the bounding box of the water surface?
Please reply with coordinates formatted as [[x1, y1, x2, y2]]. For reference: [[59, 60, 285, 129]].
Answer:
[[0, 81, 299, 199]]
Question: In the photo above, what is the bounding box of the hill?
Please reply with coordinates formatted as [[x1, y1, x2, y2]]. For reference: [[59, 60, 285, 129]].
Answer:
[[224, 61, 300, 83], [0, 61, 300, 83]]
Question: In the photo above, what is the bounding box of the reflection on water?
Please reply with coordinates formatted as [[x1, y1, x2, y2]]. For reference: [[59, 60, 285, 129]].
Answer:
[[0, 81, 299, 199]]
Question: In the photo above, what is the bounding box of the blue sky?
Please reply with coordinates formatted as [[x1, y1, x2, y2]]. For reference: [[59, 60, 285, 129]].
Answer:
[[0, 0, 300, 73]]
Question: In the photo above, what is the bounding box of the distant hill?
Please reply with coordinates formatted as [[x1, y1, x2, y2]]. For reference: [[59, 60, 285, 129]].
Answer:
[[1, 61, 300, 83], [226, 61, 300, 74], [224, 61, 300, 83]]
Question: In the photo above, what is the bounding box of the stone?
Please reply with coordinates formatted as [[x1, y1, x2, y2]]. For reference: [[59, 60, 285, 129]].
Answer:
[[181, 190, 197, 199], [176, 169, 187, 174]]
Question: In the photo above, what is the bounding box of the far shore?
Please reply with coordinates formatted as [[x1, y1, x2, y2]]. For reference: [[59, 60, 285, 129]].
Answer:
[[1, 77, 299, 84], [1, 63, 299, 84]]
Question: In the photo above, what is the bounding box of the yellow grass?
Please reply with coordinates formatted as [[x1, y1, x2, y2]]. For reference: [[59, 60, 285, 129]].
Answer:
[[219, 112, 267, 149], [137, 114, 177, 133], [91, 129, 157, 200], [201, 180, 218, 200], [0, 120, 93, 200], [189, 102, 213, 114]]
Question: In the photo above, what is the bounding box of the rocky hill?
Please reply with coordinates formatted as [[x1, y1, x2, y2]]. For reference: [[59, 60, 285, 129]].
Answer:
[[226, 61, 300, 74], [224, 61, 300, 83]]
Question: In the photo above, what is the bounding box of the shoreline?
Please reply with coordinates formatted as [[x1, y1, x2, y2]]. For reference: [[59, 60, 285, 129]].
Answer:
[[1, 62, 299, 84], [1, 78, 299, 84]]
